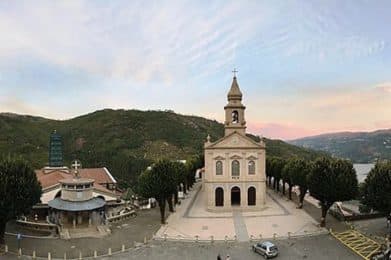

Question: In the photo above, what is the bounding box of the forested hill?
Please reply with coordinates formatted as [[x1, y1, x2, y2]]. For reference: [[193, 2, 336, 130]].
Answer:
[[0, 109, 326, 187], [290, 129, 391, 163]]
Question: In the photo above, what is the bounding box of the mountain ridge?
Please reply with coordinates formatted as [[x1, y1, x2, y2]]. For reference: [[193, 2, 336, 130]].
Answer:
[[290, 128, 391, 163], [0, 109, 328, 187], [291, 128, 391, 141]]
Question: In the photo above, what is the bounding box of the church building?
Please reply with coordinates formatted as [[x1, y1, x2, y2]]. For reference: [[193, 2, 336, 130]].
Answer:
[[203, 75, 266, 211]]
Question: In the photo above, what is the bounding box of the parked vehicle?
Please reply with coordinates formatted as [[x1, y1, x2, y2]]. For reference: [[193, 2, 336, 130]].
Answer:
[[252, 241, 279, 259]]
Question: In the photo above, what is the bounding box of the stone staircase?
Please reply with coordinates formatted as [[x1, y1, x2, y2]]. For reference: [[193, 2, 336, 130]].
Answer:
[[97, 225, 111, 236], [59, 226, 111, 239], [59, 228, 70, 239]]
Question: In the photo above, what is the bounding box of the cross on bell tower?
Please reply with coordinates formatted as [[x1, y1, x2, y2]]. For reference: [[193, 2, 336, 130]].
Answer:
[[232, 68, 238, 78], [224, 69, 246, 136]]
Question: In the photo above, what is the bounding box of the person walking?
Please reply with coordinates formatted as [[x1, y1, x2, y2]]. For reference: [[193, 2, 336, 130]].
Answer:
[[226, 254, 231, 260], [217, 254, 222, 260]]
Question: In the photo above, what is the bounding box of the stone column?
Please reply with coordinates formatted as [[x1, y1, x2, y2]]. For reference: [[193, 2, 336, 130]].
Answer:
[[241, 184, 246, 207], [224, 184, 230, 209], [88, 212, 92, 227], [72, 214, 76, 228], [260, 182, 266, 206], [207, 184, 213, 209], [77, 212, 83, 225]]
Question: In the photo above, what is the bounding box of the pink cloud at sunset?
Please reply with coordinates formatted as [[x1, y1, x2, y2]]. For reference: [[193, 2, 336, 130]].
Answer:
[[244, 81, 391, 139], [247, 122, 320, 140]]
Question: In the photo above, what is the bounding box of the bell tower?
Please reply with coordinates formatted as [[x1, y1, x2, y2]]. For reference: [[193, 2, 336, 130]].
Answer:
[[224, 71, 246, 136]]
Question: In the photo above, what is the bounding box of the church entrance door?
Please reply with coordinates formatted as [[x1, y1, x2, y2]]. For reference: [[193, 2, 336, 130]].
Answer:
[[231, 186, 241, 206], [248, 187, 256, 206], [215, 187, 224, 207]]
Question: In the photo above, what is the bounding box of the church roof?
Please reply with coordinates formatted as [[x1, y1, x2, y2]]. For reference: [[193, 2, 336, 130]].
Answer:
[[36, 167, 117, 190], [48, 197, 105, 211], [227, 76, 242, 100], [204, 131, 265, 149]]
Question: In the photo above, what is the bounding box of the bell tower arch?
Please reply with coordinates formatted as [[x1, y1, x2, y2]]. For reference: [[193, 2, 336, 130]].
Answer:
[[224, 74, 246, 136]]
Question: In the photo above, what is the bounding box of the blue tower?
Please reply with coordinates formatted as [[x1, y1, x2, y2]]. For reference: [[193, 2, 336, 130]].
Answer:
[[49, 130, 63, 167]]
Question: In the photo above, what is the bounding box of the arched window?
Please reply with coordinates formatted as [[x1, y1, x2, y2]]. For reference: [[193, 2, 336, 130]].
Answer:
[[232, 110, 239, 123], [215, 187, 224, 207], [248, 160, 255, 175], [216, 161, 223, 175], [248, 187, 256, 206], [232, 160, 240, 176]]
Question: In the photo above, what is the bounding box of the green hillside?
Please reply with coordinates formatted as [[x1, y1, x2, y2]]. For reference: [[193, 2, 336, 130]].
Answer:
[[0, 109, 326, 187]]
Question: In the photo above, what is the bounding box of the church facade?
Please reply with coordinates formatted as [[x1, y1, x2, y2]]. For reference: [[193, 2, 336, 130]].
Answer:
[[203, 75, 266, 211]]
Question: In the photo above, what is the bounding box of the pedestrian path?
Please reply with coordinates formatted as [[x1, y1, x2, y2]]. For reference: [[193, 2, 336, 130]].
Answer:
[[156, 183, 325, 241], [331, 229, 381, 259], [232, 210, 249, 242]]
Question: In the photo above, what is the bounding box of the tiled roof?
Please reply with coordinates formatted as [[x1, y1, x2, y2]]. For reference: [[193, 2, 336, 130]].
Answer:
[[79, 167, 116, 184], [36, 170, 70, 189], [35, 167, 117, 190]]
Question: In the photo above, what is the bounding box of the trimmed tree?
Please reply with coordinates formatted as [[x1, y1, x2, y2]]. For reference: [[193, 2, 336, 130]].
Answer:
[[290, 158, 311, 208], [360, 161, 391, 216], [266, 157, 273, 187], [307, 157, 358, 227], [282, 159, 294, 200], [172, 161, 186, 205], [0, 156, 42, 245], [137, 159, 176, 224], [272, 158, 285, 192]]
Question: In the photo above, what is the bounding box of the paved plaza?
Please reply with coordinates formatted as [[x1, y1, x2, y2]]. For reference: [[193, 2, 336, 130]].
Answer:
[[2, 235, 359, 260], [155, 183, 325, 241], [3, 183, 387, 259], [3, 208, 163, 259], [103, 235, 359, 260], [351, 217, 390, 239]]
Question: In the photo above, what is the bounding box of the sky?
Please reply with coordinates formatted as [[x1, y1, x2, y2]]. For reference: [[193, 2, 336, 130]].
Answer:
[[0, 0, 390, 140]]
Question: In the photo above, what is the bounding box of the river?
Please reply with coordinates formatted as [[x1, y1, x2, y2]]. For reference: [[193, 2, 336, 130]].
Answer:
[[353, 163, 375, 183]]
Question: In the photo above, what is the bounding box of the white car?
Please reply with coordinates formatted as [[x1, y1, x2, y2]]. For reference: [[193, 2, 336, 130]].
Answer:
[[252, 241, 279, 259]]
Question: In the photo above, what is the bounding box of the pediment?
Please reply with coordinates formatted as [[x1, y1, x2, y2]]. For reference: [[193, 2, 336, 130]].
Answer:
[[213, 155, 226, 160], [246, 155, 258, 160], [230, 154, 243, 159], [205, 132, 263, 149]]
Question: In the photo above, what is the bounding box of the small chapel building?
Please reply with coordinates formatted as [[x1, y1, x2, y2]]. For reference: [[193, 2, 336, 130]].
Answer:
[[203, 75, 266, 211], [28, 132, 120, 231]]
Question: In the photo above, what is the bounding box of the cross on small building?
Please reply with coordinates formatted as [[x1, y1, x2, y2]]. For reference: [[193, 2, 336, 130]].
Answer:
[[232, 68, 238, 77], [72, 160, 81, 170], [71, 160, 82, 178]]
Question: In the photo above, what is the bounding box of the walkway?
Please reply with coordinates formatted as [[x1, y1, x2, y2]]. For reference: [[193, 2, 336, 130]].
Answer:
[[156, 183, 325, 241], [1, 235, 360, 260], [232, 210, 249, 241]]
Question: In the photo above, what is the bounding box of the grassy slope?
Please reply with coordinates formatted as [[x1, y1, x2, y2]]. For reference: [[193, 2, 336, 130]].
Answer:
[[0, 109, 326, 186]]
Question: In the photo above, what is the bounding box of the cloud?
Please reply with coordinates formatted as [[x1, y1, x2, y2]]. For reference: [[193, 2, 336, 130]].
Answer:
[[0, 1, 391, 139], [375, 82, 391, 93], [247, 122, 319, 140], [245, 81, 391, 139], [0, 1, 269, 84]]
